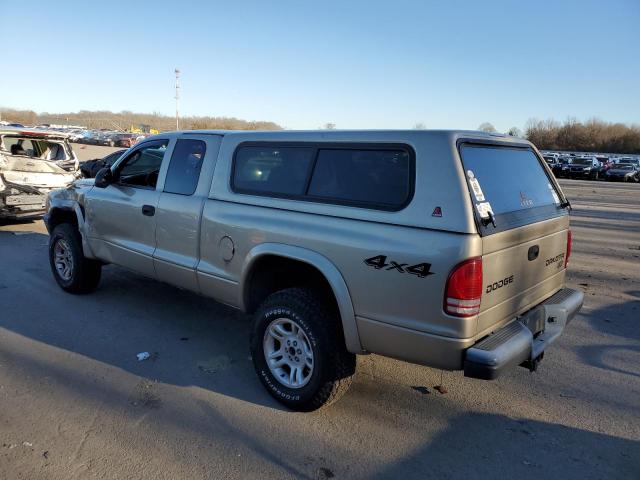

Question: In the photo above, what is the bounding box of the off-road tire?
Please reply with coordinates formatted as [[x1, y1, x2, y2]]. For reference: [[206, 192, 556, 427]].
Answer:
[[49, 223, 102, 294], [250, 288, 356, 411]]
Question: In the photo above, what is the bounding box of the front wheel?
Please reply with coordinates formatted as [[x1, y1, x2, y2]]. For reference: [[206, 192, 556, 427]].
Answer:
[[250, 288, 356, 411], [49, 223, 102, 294]]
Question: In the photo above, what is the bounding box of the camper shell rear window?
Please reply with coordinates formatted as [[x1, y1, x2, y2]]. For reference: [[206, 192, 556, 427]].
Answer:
[[459, 143, 566, 235]]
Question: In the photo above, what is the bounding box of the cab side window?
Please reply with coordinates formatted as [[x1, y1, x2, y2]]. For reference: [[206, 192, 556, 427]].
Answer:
[[232, 146, 314, 196], [116, 141, 168, 189], [163, 139, 207, 195]]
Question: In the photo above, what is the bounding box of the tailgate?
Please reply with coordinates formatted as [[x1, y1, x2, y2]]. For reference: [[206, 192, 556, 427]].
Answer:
[[478, 216, 569, 335], [457, 142, 571, 336]]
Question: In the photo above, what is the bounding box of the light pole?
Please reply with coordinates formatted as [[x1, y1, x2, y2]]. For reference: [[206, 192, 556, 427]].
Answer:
[[174, 68, 180, 130]]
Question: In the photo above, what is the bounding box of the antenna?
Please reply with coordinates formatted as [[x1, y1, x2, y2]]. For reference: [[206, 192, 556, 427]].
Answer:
[[174, 68, 181, 130]]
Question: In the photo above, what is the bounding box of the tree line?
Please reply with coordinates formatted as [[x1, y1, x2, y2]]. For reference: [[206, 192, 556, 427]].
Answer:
[[523, 118, 640, 154], [0, 108, 281, 132], [476, 119, 640, 154], [2, 108, 638, 154]]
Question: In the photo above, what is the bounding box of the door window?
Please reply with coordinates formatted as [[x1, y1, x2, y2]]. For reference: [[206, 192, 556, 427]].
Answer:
[[163, 139, 207, 195], [116, 140, 168, 189]]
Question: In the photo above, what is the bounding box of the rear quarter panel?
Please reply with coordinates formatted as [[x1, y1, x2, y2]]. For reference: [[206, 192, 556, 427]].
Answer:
[[197, 200, 482, 340]]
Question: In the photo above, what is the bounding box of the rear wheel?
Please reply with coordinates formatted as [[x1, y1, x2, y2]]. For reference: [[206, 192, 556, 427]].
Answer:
[[49, 223, 102, 294], [250, 288, 356, 411]]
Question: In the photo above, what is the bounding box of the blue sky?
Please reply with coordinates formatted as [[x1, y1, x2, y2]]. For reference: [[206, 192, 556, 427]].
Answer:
[[1, 0, 638, 131]]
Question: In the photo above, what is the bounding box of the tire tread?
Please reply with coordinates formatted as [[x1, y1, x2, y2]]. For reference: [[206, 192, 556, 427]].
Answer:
[[49, 223, 101, 294], [251, 287, 356, 411]]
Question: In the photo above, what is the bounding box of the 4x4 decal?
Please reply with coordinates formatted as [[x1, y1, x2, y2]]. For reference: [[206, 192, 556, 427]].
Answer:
[[364, 255, 434, 278]]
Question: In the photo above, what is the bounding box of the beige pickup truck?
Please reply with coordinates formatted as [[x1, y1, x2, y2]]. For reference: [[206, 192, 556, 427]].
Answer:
[[44, 130, 583, 411]]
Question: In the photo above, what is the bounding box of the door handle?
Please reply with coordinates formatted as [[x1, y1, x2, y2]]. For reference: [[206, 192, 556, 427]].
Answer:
[[142, 205, 155, 216], [528, 245, 540, 261]]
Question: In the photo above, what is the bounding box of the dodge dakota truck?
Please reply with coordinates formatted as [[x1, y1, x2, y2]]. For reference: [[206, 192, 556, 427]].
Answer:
[[45, 130, 583, 411]]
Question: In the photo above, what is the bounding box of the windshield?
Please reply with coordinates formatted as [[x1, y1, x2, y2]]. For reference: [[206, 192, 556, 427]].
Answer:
[[616, 165, 633, 170]]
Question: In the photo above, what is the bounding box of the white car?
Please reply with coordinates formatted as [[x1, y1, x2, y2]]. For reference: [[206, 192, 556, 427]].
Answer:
[[0, 128, 78, 219]]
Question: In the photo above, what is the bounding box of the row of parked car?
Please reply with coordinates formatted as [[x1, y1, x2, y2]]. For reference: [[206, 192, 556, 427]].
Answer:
[[73, 130, 147, 148], [542, 152, 640, 182], [0, 123, 149, 148]]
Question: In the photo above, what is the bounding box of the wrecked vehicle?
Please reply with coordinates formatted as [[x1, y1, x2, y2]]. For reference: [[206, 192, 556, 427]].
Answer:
[[0, 129, 77, 219]]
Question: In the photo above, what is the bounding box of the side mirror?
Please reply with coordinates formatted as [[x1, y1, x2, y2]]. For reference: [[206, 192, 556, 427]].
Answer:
[[94, 167, 113, 188]]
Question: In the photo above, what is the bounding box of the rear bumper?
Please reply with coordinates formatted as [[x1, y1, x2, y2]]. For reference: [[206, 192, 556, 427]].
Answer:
[[464, 288, 583, 380]]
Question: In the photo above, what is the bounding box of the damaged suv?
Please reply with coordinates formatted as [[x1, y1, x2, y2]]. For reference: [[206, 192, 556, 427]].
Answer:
[[45, 130, 583, 411], [0, 129, 78, 219]]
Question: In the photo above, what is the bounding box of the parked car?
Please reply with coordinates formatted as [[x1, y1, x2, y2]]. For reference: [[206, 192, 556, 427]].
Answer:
[[67, 129, 88, 142], [543, 155, 558, 168], [553, 158, 571, 177], [563, 156, 604, 180], [94, 132, 118, 146], [80, 149, 126, 178], [112, 133, 138, 148], [45, 130, 582, 411], [0, 129, 77, 219], [611, 156, 636, 165], [604, 163, 639, 182], [76, 130, 101, 145]]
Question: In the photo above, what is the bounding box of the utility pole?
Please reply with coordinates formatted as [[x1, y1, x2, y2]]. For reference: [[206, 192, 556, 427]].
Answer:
[[174, 68, 180, 130]]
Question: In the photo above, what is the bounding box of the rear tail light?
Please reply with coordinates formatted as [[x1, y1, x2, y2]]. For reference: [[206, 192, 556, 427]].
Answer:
[[565, 229, 572, 268], [444, 257, 483, 317]]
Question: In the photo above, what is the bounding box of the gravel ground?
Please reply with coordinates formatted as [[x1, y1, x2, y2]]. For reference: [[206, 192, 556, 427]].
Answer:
[[0, 179, 638, 479]]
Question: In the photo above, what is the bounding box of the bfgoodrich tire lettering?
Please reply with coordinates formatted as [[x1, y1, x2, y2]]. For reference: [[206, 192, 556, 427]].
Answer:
[[250, 288, 356, 411], [49, 223, 102, 294]]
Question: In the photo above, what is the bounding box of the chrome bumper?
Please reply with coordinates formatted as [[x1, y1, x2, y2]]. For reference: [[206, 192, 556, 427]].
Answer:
[[464, 288, 584, 380]]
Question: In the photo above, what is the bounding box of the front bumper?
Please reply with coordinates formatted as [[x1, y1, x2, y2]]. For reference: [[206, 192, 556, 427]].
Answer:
[[567, 170, 593, 177], [464, 288, 583, 380], [0, 180, 47, 219]]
